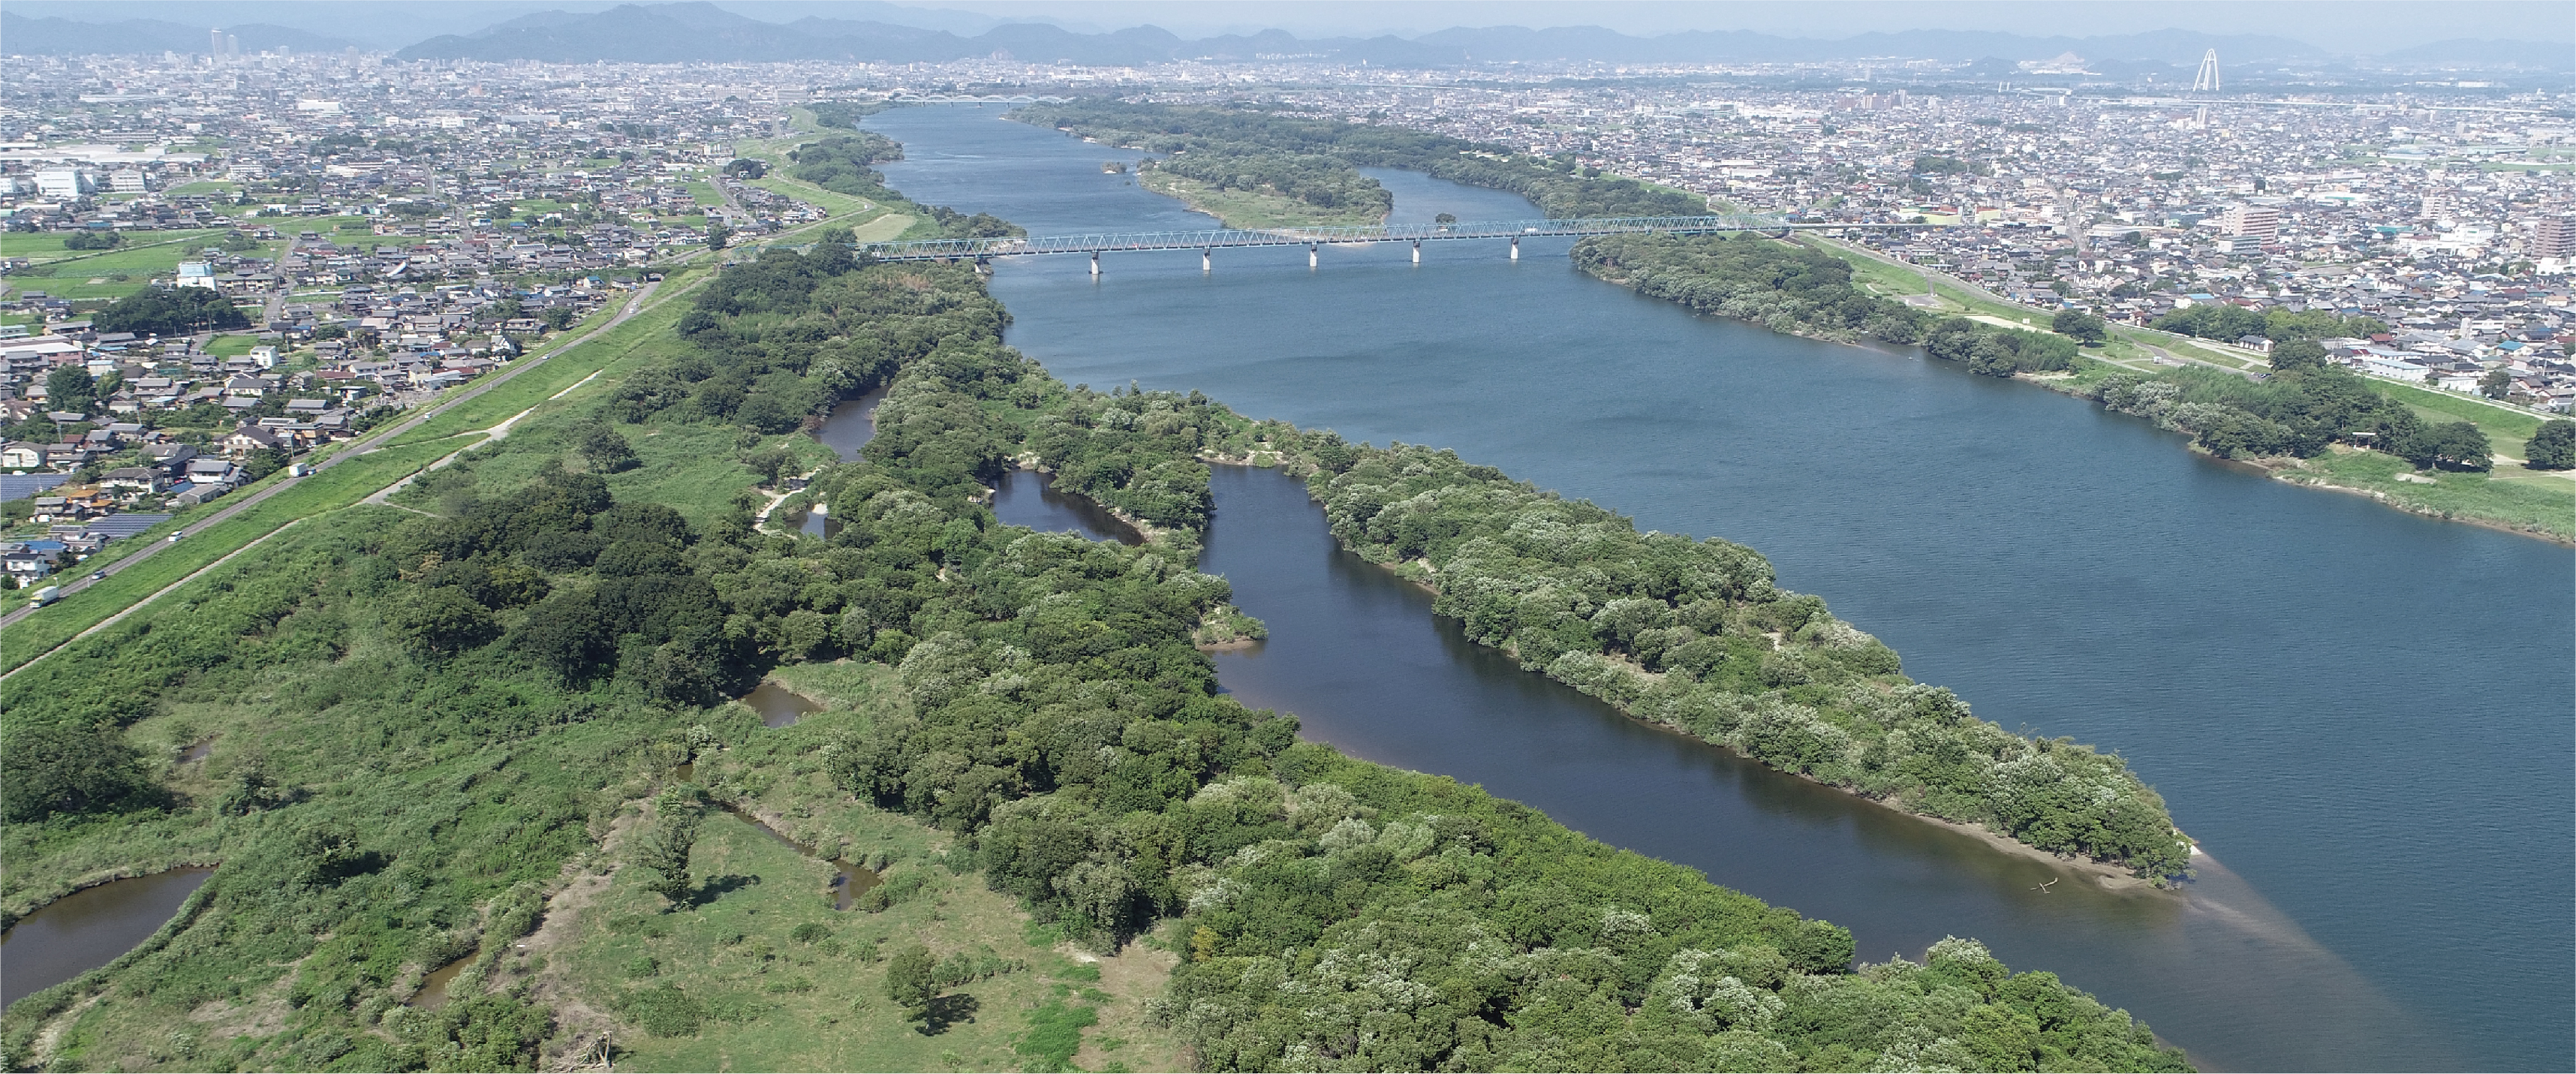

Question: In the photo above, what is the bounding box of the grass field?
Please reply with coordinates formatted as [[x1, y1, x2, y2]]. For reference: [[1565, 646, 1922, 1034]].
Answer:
[[2286, 446, 2574, 540], [546, 666, 1183, 1072]]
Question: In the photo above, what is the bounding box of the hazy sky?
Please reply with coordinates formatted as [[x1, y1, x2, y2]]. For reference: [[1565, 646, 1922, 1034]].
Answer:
[[17, 0, 2571, 53], [928, 2, 2572, 50]]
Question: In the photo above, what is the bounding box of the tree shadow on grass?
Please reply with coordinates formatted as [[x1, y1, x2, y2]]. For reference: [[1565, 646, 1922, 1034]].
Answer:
[[688, 873, 760, 907], [916, 992, 979, 1036]]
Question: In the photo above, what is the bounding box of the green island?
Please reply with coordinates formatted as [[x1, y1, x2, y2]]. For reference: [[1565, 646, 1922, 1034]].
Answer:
[[1019, 101, 2573, 544], [0, 126, 2191, 1073]]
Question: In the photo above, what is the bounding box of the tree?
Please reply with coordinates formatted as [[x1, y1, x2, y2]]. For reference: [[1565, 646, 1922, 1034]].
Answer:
[[884, 943, 940, 1026], [242, 446, 292, 480], [2523, 419, 2576, 470], [706, 224, 732, 251], [742, 445, 793, 487], [2268, 338, 2328, 372], [2478, 367, 2513, 400], [61, 230, 124, 251], [46, 366, 98, 414], [2050, 309, 2107, 345], [393, 586, 500, 654], [2396, 420, 2493, 471], [635, 803, 701, 907], [1, 722, 162, 822], [573, 419, 639, 473], [94, 286, 249, 335], [541, 307, 577, 331]]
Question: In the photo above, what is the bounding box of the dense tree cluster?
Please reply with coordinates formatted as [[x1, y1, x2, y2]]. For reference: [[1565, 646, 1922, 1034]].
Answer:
[[1296, 441, 2192, 879], [2089, 365, 2492, 469], [1016, 101, 1706, 219], [93, 284, 251, 336], [1145, 149, 1394, 217], [1575, 233, 2076, 376], [2150, 304, 2385, 347]]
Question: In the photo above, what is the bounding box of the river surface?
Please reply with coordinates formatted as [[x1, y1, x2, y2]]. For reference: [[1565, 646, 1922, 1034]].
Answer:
[[869, 106, 2575, 1071], [0, 868, 212, 1009]]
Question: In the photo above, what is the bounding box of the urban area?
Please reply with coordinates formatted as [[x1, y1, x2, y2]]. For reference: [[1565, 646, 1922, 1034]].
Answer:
[[2, 41, 2569, 593]]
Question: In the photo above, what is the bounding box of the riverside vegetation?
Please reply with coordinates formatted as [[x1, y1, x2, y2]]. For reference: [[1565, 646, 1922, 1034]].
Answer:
[[1, 129, 2190, 1073], [1576, 233, 2572, 540]]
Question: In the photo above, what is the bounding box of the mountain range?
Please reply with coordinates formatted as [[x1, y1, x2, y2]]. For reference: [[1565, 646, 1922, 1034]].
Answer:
[[3, 1, 2565, 73]]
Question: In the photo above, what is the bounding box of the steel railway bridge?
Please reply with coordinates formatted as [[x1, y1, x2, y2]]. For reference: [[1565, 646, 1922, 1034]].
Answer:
[[850, 215, 1928, 272]]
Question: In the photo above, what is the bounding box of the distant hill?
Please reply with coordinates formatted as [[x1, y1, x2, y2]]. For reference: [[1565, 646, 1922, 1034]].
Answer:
[[11, 2, 2565, 73], [2380, 38, 2576, 71], [395, 7, 2352, 68], [1413, 26, 2327, 65], [1, 11, 354, 55]]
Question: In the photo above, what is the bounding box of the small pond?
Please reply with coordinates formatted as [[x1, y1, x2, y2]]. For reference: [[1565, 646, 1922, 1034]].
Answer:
[[1, 868, 214, 1009]]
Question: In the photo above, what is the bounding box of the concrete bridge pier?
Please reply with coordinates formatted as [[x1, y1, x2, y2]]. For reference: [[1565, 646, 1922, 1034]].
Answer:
[[1202, 248, 1211, 273], [1510, 236, 1520, 260], [1090, 251, 1100, 277], [1308, 243, 1317, 269], [1412, 239, 1421, 264]]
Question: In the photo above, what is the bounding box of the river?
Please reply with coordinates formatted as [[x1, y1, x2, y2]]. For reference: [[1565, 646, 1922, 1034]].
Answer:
[[866, 105, 2574, 1071]]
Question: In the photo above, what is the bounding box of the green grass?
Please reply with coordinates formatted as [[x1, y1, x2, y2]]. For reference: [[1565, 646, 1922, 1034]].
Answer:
[[381, 272, 704, 452], [2365, 378, 2544, 457], [549, 683, 1183, 1073], [2289, 447, 2574, 540], [0, 441, 456, 672], [1136, 171, 1385, 229], [0, 229, 226, 262]]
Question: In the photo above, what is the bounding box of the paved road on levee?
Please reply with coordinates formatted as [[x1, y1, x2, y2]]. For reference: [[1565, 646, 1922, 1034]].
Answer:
[[0, 282, 661, 633]]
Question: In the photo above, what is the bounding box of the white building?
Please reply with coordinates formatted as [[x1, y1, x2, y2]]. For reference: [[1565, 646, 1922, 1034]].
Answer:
[[2222, 204, 2280, 239], [33, 168, 87, 198]]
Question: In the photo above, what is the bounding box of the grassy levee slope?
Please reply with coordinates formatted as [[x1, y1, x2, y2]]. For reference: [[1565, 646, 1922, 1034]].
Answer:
[[0, 272, 710, 675]]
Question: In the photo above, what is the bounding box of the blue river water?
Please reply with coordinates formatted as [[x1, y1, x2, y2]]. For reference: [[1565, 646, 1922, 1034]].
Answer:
[[869, 106, 2574, 1071]]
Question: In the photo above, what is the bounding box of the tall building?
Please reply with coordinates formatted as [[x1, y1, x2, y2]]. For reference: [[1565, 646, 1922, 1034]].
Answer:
[[2222, 204, 2279, 239], [2529, 216, 2576, 259], [210, 27, 224, 56]]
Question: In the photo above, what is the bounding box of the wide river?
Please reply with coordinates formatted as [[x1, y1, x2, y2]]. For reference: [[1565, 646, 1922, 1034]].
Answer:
[[867, 107, 2574, 1071]]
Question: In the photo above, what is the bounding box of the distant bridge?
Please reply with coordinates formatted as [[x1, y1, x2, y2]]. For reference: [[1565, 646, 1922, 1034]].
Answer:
[[852, 215, 1927, 268], [886, 93, 1074, 104]]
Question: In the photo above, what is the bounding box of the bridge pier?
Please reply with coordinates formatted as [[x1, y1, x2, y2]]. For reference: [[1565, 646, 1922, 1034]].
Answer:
[[1412, 239, 1421, 264], [1308, 243, 1317, 269], [1089, 251, 1100, 277], [1202, 248, 1211, 273], [1510, 236, 1519, 260]]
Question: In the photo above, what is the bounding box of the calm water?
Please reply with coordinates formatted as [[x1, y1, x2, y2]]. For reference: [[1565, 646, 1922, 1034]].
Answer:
[[1, 868, 212, 1009], [871, 106, 2576, 1071], [991, 469, 1144, 545], [740, 681, 823, 728]]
